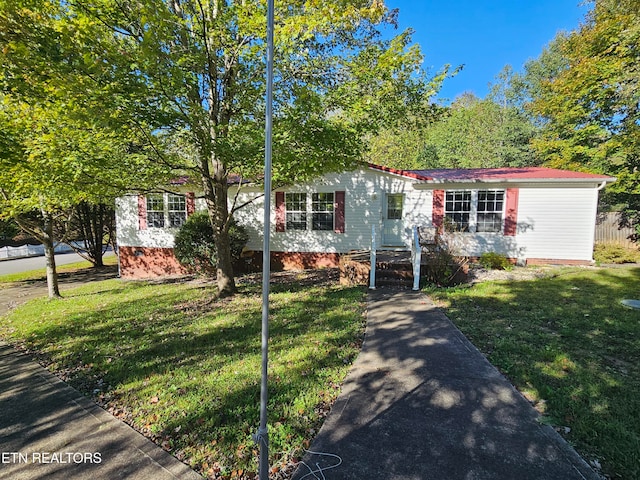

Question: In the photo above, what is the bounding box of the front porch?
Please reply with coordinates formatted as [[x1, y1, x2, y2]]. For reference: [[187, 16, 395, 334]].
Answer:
[[339, 247, 469, 288]]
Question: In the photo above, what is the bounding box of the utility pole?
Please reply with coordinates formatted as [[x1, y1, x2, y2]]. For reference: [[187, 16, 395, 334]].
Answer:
[[256, 0, 274, 478]]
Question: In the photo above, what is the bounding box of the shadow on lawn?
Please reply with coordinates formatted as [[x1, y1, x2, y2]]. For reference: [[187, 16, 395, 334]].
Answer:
[[435, 266, 640, 479], [8, 271, 364, 473]]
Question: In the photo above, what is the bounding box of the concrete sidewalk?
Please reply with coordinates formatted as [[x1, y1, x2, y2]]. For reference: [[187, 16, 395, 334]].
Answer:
[[0, 342, 201, 480], [293, 290, 600, 480]]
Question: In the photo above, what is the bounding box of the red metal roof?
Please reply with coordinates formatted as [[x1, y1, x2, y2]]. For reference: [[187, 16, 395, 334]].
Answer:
[[368, 164, 614, 183]]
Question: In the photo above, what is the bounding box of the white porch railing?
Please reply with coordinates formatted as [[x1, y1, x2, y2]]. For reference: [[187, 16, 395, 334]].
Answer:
[[369, 225, 377, 290], [411, 226, 421, 291]]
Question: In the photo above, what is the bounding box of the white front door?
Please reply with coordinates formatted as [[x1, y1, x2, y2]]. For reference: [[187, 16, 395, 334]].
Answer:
[[382, 193, 404, 247]]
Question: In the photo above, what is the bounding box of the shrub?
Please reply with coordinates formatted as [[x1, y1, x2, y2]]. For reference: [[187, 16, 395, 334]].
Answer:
[[174, 211, 249, 275], [478, 252, 512, 271], [594, 243, 640, 264], [422, 235, 469, 287]]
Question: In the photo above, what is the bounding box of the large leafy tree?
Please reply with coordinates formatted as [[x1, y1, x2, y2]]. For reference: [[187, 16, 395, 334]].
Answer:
[[530, 0, 640, 202], [0, 91, 159, 297], [0, 1, 165, 296], [20, 0, 446, 297]]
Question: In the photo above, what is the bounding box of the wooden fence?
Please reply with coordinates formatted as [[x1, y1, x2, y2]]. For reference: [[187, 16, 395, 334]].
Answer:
[[595, 212, 636, 248]]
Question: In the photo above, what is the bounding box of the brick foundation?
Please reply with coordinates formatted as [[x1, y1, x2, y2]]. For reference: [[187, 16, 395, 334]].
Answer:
[[119, 246, 188, 279], [524, 258, 593, 266], [270, 252, 341, 270]]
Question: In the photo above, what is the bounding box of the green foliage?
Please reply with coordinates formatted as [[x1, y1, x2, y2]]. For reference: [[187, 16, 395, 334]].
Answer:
[[420, 93, 539, 169], [0, 0, 451, 295], [530, 0, 640, 189], [478, 252, 513, 271], [593, 243, 640, 264], [371, 87, 539, 171], [174, 212, 248, 275], [0, 218, 19, 244]]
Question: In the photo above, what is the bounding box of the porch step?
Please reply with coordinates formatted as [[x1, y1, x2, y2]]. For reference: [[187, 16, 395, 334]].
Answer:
[[339, 250, 419, 288], [375, 262, 413, 287]]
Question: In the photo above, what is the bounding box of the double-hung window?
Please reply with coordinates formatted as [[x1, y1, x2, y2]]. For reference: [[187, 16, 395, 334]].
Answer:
[[444, 189, 505, 233], [476, 190, 504, 233], [146, 193, 187, 228], [146, 194, 166, 228], [285, 192, 335, 231], [167, 194, 187, 228], [312, 193, 335, 231], [285, 193, 308, 230], [444, 191, 471, 232]]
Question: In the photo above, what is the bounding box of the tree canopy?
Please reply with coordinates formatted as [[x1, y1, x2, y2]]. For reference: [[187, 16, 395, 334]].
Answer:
[[0, 0, 451, 296], [530, 0, 640, 195]]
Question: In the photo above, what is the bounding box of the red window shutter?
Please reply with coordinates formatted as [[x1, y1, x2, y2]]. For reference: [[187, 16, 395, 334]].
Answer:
[[432, 190, 444, 233], [504, 188, 519, 236], [334, 191, 345, 233], [275, 191, 285, 232], [186, 192, 196, 216], [138, 195, 147, 230]]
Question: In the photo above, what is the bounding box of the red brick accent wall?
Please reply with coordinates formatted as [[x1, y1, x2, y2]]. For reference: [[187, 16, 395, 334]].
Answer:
[[271, 252, 341, 270], [525, 258, 592, 266], [119, 246, 188, 278]]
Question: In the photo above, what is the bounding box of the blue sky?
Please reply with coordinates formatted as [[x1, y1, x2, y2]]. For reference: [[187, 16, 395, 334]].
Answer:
[[384, 0, 590, 102]]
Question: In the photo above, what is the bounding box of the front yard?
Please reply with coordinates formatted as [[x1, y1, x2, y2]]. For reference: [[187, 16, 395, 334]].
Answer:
[[429, 265, 640, 479], [2, 263, 639, 478], [0, 269, 366, 478]]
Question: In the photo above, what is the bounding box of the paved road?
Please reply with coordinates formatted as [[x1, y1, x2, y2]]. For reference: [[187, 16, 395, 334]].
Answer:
[[0, 251, 115, 276]]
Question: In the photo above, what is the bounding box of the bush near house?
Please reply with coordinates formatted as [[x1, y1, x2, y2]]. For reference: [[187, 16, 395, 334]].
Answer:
[[478, 252, 513, 270], [593, 243, 640, 264], [174, 211, 249, 275]]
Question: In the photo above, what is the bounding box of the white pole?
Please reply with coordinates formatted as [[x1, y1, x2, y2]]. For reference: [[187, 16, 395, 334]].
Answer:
[[369, 225, 377, 289], [412, 226, 421, 291], [256, 0, 274, 478]]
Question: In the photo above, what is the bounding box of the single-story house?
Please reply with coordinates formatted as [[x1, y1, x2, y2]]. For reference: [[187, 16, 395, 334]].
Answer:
[[115, 163, 615, 278]]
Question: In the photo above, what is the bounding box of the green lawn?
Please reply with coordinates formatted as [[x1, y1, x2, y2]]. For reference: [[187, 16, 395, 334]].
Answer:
[[0, 271, 366, 478], [429, 266, 640, 479]]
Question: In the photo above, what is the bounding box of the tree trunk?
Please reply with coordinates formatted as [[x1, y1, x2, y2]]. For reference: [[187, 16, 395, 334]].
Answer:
[[213, 181, 236, 296], [42, 212, 61, 299], [200, 154, 237, 297]]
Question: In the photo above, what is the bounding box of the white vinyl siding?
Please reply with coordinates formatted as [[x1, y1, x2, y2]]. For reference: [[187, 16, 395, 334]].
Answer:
[[515, 187, 598, 261], [116, 170, 602, 264], [232, 169, 434, 254]]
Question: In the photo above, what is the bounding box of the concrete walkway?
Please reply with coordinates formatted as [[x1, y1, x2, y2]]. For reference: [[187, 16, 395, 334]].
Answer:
[[0, 267, 201, 480], [293, 290, 600, 480], [0, 342, 201, 480]]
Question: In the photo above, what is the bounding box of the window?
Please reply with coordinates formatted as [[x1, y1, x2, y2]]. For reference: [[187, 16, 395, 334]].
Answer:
[[146, 194, 166, 228], [386, 194, 403, 220], [167, 194, 187, 228], [444, 189, 504, 233], [146, 193, 187, 229], [284, 192, 336, 231], [285, 193, 307, 230], [476, 190, 504, 233], [445, 191, 471, 232], [312, 193, 334, 230]]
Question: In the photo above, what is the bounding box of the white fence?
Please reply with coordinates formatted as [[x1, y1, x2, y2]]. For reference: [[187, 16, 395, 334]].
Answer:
[[0, 242, 86, 260]]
